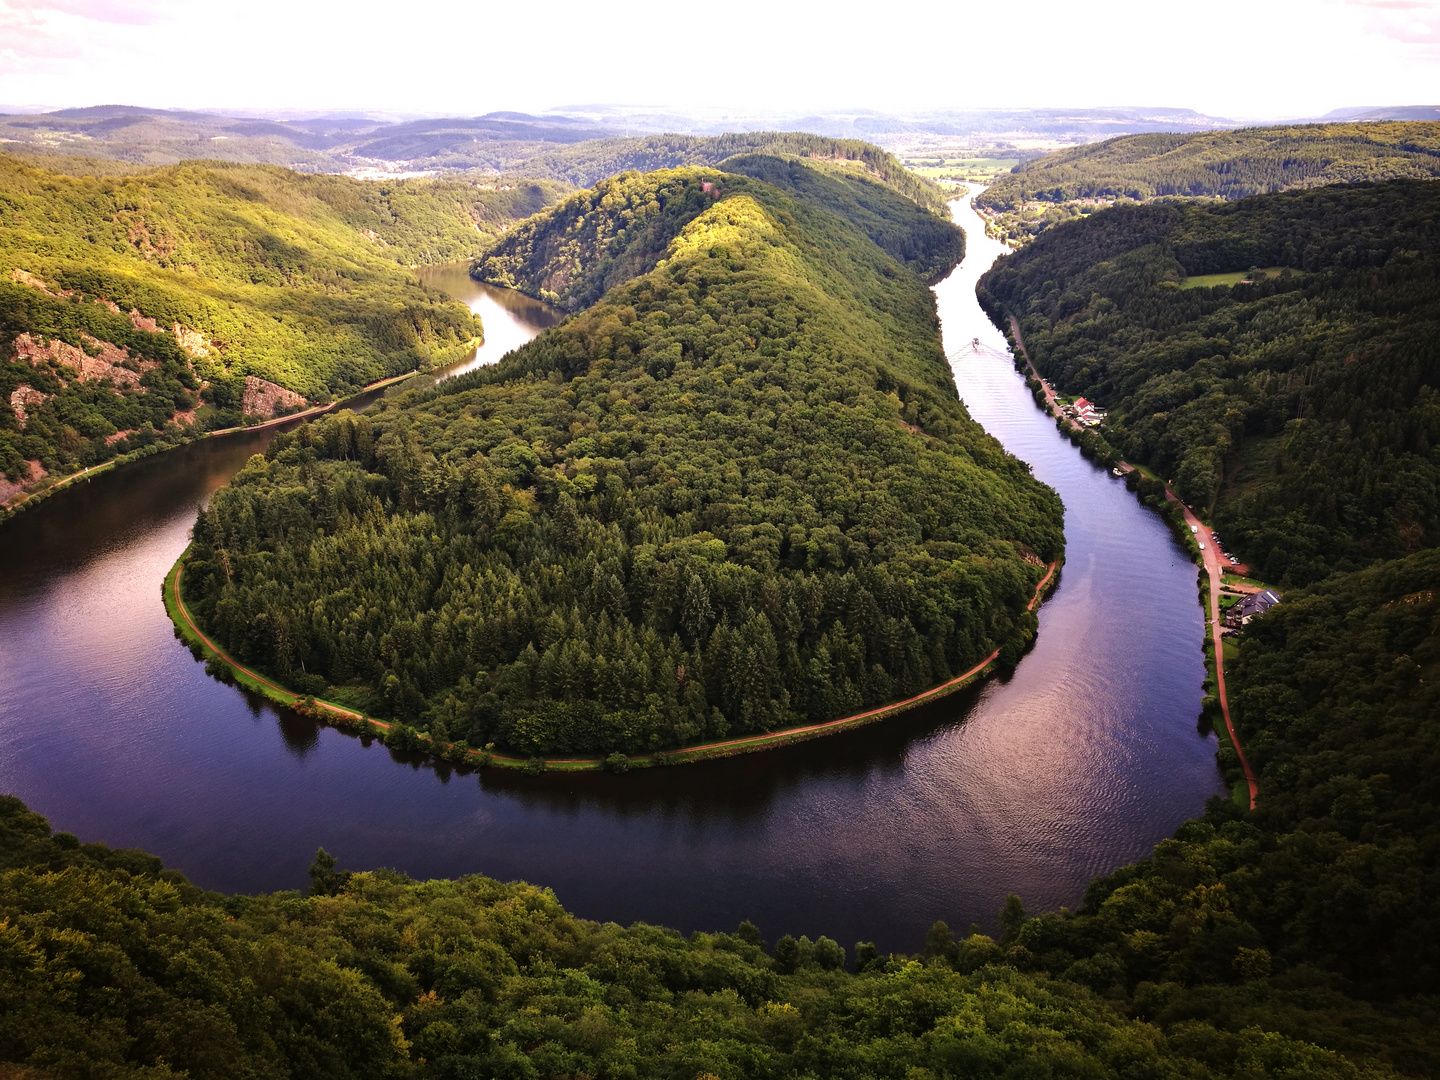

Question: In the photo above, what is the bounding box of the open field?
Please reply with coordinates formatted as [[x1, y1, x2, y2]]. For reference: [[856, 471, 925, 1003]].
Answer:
[[1178, 266, 1295, 289]]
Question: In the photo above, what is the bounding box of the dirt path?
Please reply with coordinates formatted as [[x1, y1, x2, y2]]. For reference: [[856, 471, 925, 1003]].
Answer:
[[1008, 312, 1257, 809], [205, 369, 422, 437], [172, 555, 1058, 771], [1166, 494, 1259, 809]]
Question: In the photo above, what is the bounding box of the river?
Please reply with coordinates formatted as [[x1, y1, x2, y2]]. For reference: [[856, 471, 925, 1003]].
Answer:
[[0, 205, 1224, 953]]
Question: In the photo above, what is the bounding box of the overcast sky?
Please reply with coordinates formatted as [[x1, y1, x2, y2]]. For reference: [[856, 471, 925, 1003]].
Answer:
[[1, 0, 1437, 120]]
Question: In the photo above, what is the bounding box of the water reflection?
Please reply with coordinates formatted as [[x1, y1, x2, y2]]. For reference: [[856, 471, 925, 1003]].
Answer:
[[0, 225, 1223, 954], [415, 265, 565, 384]]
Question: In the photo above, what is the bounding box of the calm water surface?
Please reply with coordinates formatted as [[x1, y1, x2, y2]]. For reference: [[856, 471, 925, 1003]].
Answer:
[[0, 220, 1223, 952]]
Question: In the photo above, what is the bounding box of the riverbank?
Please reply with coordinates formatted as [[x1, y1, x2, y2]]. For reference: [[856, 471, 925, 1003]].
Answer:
[[1001, 308, 1258, 809], [166, 550, 1060, 773], [0, 366, 435, 527]]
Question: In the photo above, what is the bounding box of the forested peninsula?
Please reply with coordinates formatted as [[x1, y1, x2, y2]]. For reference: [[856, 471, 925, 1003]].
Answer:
[[177, 158, 1062, 757], [977, 121, 1440, 244], [0, 157, 571, 506]]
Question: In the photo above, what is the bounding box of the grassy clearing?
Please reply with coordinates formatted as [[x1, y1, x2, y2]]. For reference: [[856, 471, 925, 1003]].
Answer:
[[1179, 266, 1297, 289], [1223, 573, 1274, 590]]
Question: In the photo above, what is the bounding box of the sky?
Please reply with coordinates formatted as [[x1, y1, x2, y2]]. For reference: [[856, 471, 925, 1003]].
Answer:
[[1, 0, 1437, 120]]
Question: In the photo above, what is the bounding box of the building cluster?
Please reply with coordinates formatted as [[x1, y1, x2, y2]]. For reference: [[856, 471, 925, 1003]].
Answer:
[[1065, 396, 1106, 427]]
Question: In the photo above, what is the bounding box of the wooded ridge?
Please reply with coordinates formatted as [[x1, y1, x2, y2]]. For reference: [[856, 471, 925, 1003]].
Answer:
[[978, 178, 1440, 586], [179, 159, 1061, 757], [976, 121, 1440, 245]]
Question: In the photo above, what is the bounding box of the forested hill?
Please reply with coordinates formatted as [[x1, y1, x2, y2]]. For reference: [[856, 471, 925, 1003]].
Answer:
[[976, 121, 1440, 244], [978, 178, 1440, 586], [968, 178, 1440, 1076], [180, 165, 1061, 757], [473, 156, 965, 311], [0, 158, 567, 506], [510, 132, 953, 214]]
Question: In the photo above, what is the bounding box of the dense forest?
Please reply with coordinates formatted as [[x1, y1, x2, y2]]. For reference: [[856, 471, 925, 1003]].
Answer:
[[978, 178, 1440, 586], [976, 122, 1440, 244], [11, 786, 1424, 1080], [0, 157, 570, 501], [963, 179, 1440, 1075], [507, 133, 953, 214], [473, 158, 964, 312], [179, 160, 1061, 755]]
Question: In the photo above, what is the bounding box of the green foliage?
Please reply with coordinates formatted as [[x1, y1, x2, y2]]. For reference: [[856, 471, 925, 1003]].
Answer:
[[0, 156, 565, 488], [979, 179, 1440, 585], [474, 158, 962, 311], [978, 121, 1440, 244], [0, 792, 1421, 1078], [181, 166, 1058, 755], [959, 549, 1440, 1076], [511, 131, 954, 214], [0, 278, 200, 482]]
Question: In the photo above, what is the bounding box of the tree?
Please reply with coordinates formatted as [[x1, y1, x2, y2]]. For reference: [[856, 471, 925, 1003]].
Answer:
[[772, 934, 800, 975], [999, 893, 1028, 943], [308, 847, 350, 897]]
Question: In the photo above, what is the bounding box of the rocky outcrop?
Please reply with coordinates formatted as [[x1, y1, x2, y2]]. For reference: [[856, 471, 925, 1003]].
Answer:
[[12, 332, 153, 389], [128, 309, 160, 333], [172, 324, 209, 358], [10, 271, 211, 360], [0, 460, 45, 506], [126, 310, 211, 358], [10, 268, 66, 295], [9, 385, 50, 429], [241, 375, 307, 418]]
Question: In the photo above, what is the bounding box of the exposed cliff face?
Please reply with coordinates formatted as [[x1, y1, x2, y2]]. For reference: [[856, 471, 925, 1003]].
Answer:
[[240, 375, 307, 418], [13, 332, 156, 388], [124, 308, 211, 358]]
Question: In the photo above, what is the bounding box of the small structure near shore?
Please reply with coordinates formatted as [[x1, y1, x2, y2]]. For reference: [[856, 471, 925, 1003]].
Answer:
[[1226, 588, 1281, 628]]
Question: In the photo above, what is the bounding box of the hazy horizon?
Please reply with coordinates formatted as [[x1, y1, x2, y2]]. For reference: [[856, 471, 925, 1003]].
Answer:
[[2, 0, 1437, 121]]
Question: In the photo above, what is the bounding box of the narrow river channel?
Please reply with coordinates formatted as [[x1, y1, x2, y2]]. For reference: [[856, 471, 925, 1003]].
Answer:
[[0, 203, 1224, 953]]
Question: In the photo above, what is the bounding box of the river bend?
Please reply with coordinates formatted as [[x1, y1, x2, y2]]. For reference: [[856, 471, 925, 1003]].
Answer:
[[0, 207, 1224, 952]]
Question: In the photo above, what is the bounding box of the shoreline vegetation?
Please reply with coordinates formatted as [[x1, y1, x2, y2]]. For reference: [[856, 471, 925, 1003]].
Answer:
[[0, 156, 565, 513], [0, 365, 434, 524], [1001, 307, 1259, 807], [166, 548, 1059, 772]]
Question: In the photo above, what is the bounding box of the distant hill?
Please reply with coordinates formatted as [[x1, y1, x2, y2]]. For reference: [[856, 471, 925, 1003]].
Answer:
[[509, 133, 954, 215], [0, 106, 620, 172], [0, 109, 953, 215], [0, 157, 571, 506], [1319, 105, 1440, 122], [473, 153, 964, 314], [976, 121, 1440, 245]]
